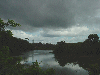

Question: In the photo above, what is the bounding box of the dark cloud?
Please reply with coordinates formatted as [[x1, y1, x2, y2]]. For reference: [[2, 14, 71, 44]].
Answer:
[[0, 0, 100, 32]]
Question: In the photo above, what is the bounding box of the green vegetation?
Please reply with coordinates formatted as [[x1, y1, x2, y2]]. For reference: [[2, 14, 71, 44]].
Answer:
[[0, 18, 55, 75], [0, 18, 34, 56]]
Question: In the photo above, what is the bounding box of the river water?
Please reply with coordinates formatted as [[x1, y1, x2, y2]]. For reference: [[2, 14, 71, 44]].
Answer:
[[15, 50, 89, 75]]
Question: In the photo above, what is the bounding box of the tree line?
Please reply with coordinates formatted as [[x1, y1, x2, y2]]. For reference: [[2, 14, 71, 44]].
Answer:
[[53, 34, 100, 56]]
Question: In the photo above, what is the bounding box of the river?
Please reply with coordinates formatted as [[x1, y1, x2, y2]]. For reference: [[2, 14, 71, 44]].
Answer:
[[14, 50, 89, 75]]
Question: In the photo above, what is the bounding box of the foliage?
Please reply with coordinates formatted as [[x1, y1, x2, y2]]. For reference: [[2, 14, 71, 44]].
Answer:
[[0, 18, 21, 38], [0, 18, 55, 75], [88, 34, 99, 42], [0, 18, 21, 31], [0, 46, 18, 74], [0, 18, 21, 48], [23, 60, 55, 75], [84, 34, 99, 44], [0, 18, 34, 55]]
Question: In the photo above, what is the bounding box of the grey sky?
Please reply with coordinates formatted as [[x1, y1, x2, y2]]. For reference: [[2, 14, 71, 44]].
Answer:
[[1, 0, 100, 43]]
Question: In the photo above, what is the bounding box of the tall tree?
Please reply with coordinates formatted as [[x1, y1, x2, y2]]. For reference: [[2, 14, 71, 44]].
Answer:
[[0, 18, 21, 49]]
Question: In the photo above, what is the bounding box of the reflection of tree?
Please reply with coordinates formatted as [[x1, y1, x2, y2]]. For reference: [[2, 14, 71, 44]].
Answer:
[[54, 53, 67, 67], [23, 57, 28, 62], [53, 52, 100, 75], [78, 56, 100, 75], [54, 52, 78, 67]]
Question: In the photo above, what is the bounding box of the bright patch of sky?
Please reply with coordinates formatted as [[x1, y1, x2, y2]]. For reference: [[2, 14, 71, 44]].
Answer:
[[9, 25, 94, 44]]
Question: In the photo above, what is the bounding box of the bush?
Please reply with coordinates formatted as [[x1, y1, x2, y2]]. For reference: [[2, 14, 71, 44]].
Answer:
[[23, 60, 55, 75]]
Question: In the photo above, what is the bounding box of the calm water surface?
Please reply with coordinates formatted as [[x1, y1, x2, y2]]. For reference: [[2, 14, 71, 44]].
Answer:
[[16, 50, 89, 75]]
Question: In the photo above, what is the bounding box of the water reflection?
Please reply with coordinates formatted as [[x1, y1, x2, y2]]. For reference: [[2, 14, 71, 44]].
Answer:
[[17, 50, 89, 75], [54, 50, 100, 75]]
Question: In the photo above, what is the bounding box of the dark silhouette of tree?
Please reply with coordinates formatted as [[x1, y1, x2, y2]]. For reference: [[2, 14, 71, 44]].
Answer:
[[87, 34, 99, 44], [83, 34, 99, 44], [0, 18, 21, 48], [0, 18, 34, 56]]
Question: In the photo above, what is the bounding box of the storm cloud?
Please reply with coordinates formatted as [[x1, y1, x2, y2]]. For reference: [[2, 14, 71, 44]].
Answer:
[[1, 0, 100, 43], [1, 0, 100, 30]]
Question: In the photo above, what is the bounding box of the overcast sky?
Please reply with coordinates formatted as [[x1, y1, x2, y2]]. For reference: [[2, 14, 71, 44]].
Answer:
[[1, 0, 100, 44]]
